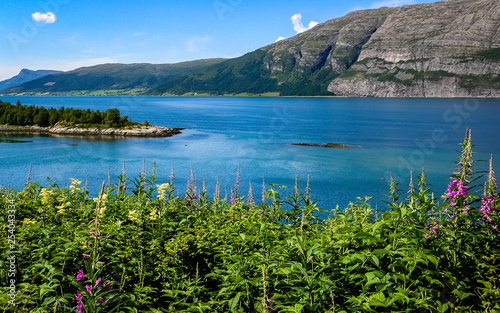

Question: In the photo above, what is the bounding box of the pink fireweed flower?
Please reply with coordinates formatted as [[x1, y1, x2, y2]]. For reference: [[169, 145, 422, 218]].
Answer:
[[480, 196, 496, 223], [76, 290, 83, 301], [77, 301, 83, 313], [95, 277, 101, 287], [98, 298, 106, 305], [463, 209, 468, 214], [105, 282, 112, 291], [257, 212, 261, 216], [86, 285, 92, 294], [77, 269, 84, 281], [423, 233, 430, 238]]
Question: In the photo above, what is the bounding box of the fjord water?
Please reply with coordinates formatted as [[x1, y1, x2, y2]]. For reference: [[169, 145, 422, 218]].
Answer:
[[1, 96, 499, 210]]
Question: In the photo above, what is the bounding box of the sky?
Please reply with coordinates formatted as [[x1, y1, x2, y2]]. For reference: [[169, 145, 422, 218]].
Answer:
[[0, 0, 441, 81]]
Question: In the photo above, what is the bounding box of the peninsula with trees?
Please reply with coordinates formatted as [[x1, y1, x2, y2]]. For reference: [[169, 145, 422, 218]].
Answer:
[[0, 100, 183, 137]]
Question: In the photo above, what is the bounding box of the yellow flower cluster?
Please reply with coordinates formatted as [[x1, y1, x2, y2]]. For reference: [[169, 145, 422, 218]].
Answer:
[[39, 188, 54, 206], [70, 178, 82, 194], [157, 183, 170, 201], [128, 210, 140, 222], [56, 195, 69, 214], [149, 208, 159, 221], [92, 194, 108, 217], [22, 218, 36, 226]]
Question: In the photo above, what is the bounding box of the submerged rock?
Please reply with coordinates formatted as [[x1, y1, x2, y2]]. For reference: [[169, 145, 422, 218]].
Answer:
[[291, 143, 351, 148]]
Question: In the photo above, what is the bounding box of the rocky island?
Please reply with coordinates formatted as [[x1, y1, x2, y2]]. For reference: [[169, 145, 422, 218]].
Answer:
[[0, 123, 183, 137], [0, 100, 183, 138]]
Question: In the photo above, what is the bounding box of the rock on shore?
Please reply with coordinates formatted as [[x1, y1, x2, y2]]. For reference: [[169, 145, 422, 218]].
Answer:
[[0, 124, 183, 137]]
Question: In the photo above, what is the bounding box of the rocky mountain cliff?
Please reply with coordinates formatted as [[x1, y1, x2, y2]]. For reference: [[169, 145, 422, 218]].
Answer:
[[156, 0, 500, 97], [329, 0, 500, 97]]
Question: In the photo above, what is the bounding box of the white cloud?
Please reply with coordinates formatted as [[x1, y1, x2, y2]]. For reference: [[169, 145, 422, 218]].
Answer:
[[31, 12, 57, 24], [308, 21, 319, 29], [186, 35, 212, 53], [276, 36, 286, 42], [291, 14, 318, 34]]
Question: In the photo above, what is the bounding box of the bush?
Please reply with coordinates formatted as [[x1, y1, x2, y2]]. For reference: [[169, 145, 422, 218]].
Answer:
[[0, 130, 499, 312]]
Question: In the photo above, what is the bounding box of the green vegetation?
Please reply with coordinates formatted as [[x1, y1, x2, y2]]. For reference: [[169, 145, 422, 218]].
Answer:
[[0, 100, 141, 128], [0, 131, 499, 312], [339, 64, 461, 87], [459, 74, 500, 92], [476, 48, 500, 62]]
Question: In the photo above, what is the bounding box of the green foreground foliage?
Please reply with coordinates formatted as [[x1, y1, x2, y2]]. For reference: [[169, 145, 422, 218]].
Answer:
[[0, 100, 142, 128], [1, 131, 499, 312]]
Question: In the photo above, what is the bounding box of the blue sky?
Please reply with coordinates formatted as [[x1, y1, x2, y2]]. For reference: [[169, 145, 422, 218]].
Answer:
[[0, 0, 440, 80]]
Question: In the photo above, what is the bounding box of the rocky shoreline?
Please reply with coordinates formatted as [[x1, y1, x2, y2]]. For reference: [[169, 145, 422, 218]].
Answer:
[[0, 124, 184, 137]]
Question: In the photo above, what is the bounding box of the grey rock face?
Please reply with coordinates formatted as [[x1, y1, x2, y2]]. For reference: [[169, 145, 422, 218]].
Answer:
[[325, 0, 500, 97]]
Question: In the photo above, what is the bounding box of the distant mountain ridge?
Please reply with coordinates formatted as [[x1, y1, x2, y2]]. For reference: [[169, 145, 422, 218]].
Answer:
[[0, 69, 62, 92], [4, 0, 500, 97], [2, 59, 226, 95]]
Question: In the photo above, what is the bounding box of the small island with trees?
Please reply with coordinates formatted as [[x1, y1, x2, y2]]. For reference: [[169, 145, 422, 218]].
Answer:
[[0, 100, 183, 137]]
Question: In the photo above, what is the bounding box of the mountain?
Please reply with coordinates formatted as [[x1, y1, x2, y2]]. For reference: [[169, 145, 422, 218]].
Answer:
[[155, 0, 500, 97], [4, 0, 500, 97], [2, 59, 226, 95], [0, 69, 62, 92]]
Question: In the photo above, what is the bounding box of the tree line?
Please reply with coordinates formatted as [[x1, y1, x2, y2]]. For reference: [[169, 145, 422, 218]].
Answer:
[[0, 100, 142, 128]]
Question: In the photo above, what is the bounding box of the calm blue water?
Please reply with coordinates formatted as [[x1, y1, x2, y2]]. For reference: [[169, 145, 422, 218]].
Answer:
[[1, 96, 499, 210]]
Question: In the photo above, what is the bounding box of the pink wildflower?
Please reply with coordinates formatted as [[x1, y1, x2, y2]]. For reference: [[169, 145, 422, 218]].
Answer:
[[95, 277, 101, 287], [77, 301, 83, 313], [86, 285, 92, 294], [76, 269, 84, 281]]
